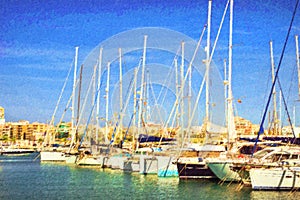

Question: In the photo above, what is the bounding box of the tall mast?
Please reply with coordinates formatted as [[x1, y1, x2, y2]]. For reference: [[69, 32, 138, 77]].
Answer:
[[76, 64, 83, 143], [133, 68, 137, 129], [119, 48, 123, 141], [188, 52, 192, 128], [175, 58, 179, 127], [206, 0, 212, 123], [96, 48, 103, 145], [180, 42, 185, 141], [138, 35, 148, 130], [295, 35, 300, 129], [146, 69, 150, 122], [295, 35, 300, 99], [133, 68, 138, 148], [105, 62, 110, 143], [90, 65, 97, 145], [224, 59, 228, 127], [270, 41, 278, 135], [279, 90, 282, 131], [227, 0, 236, 143], [70, 46, 79, 147], [72, 47, 79, 130]]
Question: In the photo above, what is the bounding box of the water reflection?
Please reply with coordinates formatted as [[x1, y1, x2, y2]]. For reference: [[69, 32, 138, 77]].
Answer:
[[1, 162, 300, 200]]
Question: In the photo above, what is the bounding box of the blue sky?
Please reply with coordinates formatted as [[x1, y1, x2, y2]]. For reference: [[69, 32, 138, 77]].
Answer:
[[0, 0, 300, 126]]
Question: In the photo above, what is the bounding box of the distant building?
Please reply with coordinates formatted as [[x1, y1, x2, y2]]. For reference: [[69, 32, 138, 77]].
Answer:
[[0, 106, 73, 146], [235, 116, 258, 136], [0, 106, 5, 125], [0, 120, 51, 144], [8, 120, 30, 140], [282, 126, 300, 137]]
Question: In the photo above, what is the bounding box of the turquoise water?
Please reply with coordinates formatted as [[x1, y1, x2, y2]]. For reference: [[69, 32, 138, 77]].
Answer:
[[1, 156, 300, 200]]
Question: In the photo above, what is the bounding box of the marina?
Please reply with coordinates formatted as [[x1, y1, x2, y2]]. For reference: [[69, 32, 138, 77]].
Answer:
[[1, 0, 300, 199]]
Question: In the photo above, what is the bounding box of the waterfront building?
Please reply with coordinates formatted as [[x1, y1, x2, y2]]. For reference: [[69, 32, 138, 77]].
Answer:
[[235, 116, 257, 136], [282, 125, 300, 137], [9, 120, 30, 140], [0, 106, 5, 125], [0, 124, 10, 141], [0, 120, 66, 147]]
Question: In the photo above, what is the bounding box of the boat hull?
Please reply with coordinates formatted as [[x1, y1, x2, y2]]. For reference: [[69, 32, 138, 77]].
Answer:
[[0, 148, 35, 155], [250, 167, 300, 190], [122, 158, 140, 172], [76, 155, 102, 166], [157, 156, 178, 177], [139, 155, 158, 174], [177, 162, 216, 179], [207, 161, 241, 182], [40, 151, 66, 162], [40, 151, 77, 164]]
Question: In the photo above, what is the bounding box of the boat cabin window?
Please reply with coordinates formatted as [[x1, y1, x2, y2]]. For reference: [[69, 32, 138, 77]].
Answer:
[[270, 153, 291, 162], [291, 154, 299, 159]]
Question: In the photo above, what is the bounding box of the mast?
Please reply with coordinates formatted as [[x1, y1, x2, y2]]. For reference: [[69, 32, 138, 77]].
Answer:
[[96, 48, 103, 145], [70, 46, 79, 147], [133, 68, 138, 149], [76, 64, 83, 143], [188, 46, 192, 142], [269, 41, 278, 135], [296, 35, 300, 99], [180, 41, 185, 142], [105, 62, 110, 143], [295, 35, 300, 129], [138, 35, 148, 131], [188, 52, 192, 127], [119, 48, 123, 141], [133, 68, 137, 131], [224, 59, 228, 127], [206, 0, 212, 124], [91, 65, 97, 146], [227, 0, 236, 143], [279, 90, 282, 133], [175, 58, 179, 127], [72, 47, 79, 131], [146, 69, 150, 122]]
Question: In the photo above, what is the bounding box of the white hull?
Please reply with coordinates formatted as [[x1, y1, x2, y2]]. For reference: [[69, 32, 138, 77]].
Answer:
[[40, 151, 77, 164], [103, 154, 158, 174], [76, 155, 102, 166], [0, 148, 35, 155], [121, 156, 140, 172], [40, 151, 66, 162], [250, 167, 300, 190], [65, 154, 77, 164], [106, 156, 129, 169], [157, 155, 178, 177], [139, 155, 158, 174], [98, 154, 178, 176]]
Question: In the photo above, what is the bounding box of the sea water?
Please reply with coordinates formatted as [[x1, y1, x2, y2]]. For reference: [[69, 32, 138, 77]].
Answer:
[[1, 155, 300, 200]]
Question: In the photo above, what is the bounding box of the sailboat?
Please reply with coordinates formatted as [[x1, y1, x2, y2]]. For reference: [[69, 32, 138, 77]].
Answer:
[[226, 0, 300, 190], [250, 159, 300, 190], [206, 39, 299, 183], [249, 14, 300, 190], [176, 0, 238, 179], [40, 47, 80, 164]]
